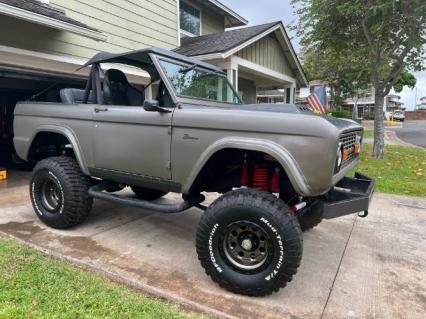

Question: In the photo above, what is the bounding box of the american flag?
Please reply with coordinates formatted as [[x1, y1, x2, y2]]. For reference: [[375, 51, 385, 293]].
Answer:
[[306, 93, 327, 114]]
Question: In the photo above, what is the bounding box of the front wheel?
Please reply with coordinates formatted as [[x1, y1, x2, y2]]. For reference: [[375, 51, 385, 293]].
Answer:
[[196, 189, 303, 296]]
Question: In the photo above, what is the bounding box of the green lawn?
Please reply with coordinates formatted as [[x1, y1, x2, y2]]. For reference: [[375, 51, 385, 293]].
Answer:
[[363, 130, 374, 138], [0, 238, 195, 319], [355, 143, 426, 197]]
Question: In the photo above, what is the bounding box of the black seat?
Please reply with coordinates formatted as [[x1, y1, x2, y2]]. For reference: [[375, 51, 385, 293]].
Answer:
[[60, 88, 95, 104], [103, 69, 144, 106]]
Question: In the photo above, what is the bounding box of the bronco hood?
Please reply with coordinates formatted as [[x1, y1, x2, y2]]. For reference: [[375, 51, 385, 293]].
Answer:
[[231, 103, 314, 115], [231, 103, 361, 132]]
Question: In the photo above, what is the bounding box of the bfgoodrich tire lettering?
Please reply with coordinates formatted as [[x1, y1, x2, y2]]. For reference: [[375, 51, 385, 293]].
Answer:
[[196, 189, 303, 296], [30, 157, 93, 229]]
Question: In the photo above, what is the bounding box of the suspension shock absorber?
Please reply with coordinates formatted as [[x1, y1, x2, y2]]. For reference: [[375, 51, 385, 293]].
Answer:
[[252, 167, 270, 192], [240, 154, 249, 188], [270, 168, 281, 197]]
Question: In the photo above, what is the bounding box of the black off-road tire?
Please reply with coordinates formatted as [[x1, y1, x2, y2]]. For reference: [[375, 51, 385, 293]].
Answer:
[[131, 186, 168, 201], [30, 157, 93, 229], [297, 200, 324, 231], [196, 189, 303, 296]]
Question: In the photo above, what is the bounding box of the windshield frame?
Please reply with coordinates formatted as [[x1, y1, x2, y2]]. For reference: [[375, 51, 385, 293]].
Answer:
[[150, 54, 243, 107]]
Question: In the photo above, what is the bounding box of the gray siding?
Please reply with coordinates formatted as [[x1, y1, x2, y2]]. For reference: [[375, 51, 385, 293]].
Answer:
[[236, 35, 294, 77], [202, 9, 224, 35], [0, 0, 178, 60]]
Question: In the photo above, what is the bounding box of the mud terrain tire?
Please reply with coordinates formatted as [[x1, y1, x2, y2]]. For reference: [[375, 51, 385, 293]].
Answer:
[[297, 200, 323, 231], [196, 188, 303, 296]]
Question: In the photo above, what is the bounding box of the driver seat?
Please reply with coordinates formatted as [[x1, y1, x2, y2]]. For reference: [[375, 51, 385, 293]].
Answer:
[[103, 69, 144, 106]]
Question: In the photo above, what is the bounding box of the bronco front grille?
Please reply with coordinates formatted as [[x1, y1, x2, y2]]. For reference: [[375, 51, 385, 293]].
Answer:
[[339, 130, 362, 167]]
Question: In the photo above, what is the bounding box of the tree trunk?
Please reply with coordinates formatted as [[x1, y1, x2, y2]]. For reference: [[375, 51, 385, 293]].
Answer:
[[373, 89, 385, 159], [352, 96, 359, 120]]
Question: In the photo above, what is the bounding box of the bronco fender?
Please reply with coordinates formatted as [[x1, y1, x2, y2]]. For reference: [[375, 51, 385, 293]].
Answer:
[[182, 137, 311, 196], [23, 125, 90, 175]]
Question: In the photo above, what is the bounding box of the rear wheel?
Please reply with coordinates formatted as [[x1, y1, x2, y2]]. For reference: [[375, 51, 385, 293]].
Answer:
[[131, 186, 168, 201], [30, 157, 93, 229], [196, 189, 303, 296]]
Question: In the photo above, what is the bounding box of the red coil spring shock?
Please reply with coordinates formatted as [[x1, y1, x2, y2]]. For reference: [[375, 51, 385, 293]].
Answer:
[[252, 167, 270, 191], [240, 158, 249, 188], [270, 168, 281, 196]]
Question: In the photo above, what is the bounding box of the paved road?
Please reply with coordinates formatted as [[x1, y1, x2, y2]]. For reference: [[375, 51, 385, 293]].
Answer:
[[1, 170, 426, 319], [394, 120, 426, 149]]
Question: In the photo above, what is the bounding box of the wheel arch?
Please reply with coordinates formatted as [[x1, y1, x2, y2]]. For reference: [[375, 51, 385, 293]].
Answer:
[[182, 137, 311, 196], [26, 125, 90, 175]]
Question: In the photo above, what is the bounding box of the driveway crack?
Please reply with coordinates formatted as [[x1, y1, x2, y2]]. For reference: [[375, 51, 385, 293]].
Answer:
[[320, 215, 358, 319]]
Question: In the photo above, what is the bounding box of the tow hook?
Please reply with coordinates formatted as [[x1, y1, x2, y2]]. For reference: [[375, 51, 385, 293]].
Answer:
[[358, 211, 368, 218]]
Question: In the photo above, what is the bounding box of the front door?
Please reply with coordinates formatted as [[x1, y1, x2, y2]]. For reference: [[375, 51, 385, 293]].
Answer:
[[92, 105, 173, 179]]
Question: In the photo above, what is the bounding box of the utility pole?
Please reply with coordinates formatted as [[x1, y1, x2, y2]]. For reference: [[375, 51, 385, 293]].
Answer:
[[414, 87, 418, 110]]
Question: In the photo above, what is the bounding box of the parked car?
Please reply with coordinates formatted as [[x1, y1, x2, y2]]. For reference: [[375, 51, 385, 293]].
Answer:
[[392, 110, 405, 121], [13, 47, 375, 296]]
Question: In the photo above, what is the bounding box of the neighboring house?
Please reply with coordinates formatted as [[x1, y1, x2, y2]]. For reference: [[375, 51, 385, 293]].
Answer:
[[417, 96, 426, 110], [175, 19, 307, 104], [296, 80, 403, 119]]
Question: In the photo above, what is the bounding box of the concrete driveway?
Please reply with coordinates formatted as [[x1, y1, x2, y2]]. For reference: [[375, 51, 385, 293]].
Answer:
[[393, 120, 426, 149], [1, 172, 425, 319]]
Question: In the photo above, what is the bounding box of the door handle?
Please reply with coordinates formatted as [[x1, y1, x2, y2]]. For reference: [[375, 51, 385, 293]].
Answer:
[[94, 107, 109, 113]]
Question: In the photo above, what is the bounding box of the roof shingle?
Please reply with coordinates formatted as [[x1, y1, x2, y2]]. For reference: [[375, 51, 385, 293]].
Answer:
[[0, 0, 98, 31], [174, 22, 280, 56]]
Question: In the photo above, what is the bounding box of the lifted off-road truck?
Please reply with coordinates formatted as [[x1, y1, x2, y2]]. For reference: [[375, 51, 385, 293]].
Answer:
[[13, 48, 375, 296]]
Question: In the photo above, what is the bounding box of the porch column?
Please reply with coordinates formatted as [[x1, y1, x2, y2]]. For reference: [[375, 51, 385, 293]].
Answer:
[[290, 83, 296, 104], [226, 67, 238, 90]]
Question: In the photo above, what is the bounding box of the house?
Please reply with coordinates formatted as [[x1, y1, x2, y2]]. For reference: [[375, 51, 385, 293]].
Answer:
[[295, 80, 403, 119], [417, 96, 426, 110], [0, 0, 306, 161]]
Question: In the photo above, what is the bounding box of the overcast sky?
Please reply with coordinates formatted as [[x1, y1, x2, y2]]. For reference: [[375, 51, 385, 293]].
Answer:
[[220, 0, 425, 110]]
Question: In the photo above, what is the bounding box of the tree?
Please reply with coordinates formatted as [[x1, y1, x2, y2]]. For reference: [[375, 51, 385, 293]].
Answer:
[[393, 71, 417, 93], [291, 0, 426, 158], [301, 48, 370, 111]]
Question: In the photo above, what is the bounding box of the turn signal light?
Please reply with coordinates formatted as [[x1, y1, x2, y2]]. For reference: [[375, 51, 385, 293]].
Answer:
[[342, 149, 348, 161], [0, 167, 7, 181], [354, 144, 360, 154]]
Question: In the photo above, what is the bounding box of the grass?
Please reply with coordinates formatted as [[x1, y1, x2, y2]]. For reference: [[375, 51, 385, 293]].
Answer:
[[354, 143, 426, 197], [0, 238, 195, 319], [363, 129, 374, 138]]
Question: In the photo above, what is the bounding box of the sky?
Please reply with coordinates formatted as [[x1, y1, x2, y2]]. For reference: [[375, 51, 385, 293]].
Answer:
[[220, 0, 426, 110]]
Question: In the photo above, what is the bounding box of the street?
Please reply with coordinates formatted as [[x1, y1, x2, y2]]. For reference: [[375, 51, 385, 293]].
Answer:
[[393, 120, 426, 149]]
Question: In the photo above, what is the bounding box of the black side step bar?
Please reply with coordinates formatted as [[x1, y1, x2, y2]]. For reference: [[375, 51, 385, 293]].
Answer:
[[88, 183, 205, 214]]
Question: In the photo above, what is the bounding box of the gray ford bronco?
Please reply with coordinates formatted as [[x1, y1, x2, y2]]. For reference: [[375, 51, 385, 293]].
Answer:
[[13, 48, 375, 296]]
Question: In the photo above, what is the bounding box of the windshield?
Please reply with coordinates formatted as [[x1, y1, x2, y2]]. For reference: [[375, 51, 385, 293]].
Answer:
[[159, 60, 242, 104]]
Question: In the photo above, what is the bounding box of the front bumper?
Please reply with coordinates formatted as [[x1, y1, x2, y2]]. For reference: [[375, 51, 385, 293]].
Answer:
[[322, 172, 375, 219]]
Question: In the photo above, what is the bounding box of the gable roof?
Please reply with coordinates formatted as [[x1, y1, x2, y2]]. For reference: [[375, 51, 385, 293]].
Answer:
[[175, 21, 308, 86], [175, 22, 278, 57], [0, 0, 106, 41]]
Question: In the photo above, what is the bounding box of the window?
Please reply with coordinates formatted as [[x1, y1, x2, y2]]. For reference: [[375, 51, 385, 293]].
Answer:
[[159, 60, 242, 104], [180, 1, 201, 36]]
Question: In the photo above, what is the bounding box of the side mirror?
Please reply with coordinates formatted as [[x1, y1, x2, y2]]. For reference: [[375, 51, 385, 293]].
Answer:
[[143, 99, 171, 113]]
